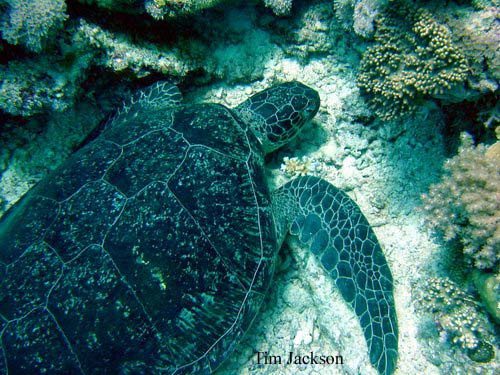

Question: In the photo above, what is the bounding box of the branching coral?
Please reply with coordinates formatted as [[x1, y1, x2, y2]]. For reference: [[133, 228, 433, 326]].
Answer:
[[0, 0, 67, 52], [415, 277, 496, 362], [144, 0, 226, 19], [263, 0, 293, 16], [357, 1, 468, 120], [421, 133, 500, 271], [280, 156, 324, 177], [470, 0, 497, 9]]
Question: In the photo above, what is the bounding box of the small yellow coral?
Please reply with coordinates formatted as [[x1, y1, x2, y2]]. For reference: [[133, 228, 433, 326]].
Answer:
[[357, 2, 467, 120], [281, 156, 311, 177], [415, 277, 496, 361], [280, 156, 323, 177]]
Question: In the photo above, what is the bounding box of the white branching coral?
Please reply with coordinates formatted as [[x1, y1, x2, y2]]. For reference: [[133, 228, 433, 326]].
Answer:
[[415, 277, 496, 362], [1, 0, 68, 52], [144, 0, 224, 19], [280, 156, 323, 177], [421, 133, 500, 271], [263, 0, 293, 16]]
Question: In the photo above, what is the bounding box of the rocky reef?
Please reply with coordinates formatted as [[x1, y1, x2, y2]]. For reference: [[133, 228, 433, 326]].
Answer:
[[0, 0, 498, 374]]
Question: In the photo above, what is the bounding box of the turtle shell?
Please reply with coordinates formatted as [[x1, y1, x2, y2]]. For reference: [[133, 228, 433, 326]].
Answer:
[[0, 94, 277, 373]]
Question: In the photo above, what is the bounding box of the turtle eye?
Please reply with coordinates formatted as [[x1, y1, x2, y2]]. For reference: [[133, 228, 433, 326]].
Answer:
[[291, 95, 308, 111], [290, 111, 300, 125]]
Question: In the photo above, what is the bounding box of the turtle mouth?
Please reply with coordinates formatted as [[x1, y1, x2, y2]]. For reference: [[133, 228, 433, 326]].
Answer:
[[298, 105, 319, 127], [303, 102, 320, 121], [305, 89, 320, 119], [296, 86, 320, 123]]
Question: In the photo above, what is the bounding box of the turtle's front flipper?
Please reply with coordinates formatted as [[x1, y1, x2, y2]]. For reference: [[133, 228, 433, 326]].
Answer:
[[272, 175, 398, 375]]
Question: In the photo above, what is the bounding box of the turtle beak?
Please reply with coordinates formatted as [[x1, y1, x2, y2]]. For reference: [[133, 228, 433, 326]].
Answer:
[[290, 82, 320, 125]]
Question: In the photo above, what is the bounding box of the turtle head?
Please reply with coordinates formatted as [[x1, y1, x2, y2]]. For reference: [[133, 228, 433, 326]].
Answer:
[[235, 81, 320, 154]]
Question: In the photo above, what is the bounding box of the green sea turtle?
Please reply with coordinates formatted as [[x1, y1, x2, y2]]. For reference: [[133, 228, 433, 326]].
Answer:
[[0, 81, 398, 374]]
